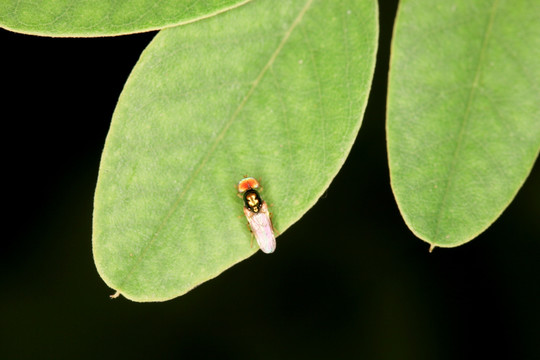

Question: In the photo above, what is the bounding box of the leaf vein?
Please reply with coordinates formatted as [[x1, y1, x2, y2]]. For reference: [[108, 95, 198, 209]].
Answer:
[[433, 0, 500, 241], [114, 0, 315, 291]]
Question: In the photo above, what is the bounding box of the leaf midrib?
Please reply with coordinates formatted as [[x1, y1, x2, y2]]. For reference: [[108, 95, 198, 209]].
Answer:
[[114, 0, 315, 293], [432, 0, 500, 243]]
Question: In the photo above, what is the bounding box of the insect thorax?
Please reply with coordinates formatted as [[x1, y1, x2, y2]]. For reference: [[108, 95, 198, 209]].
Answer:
[[243, 189, 262, 213]]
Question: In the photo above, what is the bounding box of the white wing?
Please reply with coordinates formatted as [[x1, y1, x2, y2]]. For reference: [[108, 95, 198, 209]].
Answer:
[[244, 202, 276, 254]]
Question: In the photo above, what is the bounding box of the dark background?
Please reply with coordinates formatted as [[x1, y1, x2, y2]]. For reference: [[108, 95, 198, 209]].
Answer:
[[1, 1, 539, 359]]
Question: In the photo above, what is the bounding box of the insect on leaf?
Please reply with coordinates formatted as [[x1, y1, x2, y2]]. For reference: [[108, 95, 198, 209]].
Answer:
[[93, 0, 379, 301]]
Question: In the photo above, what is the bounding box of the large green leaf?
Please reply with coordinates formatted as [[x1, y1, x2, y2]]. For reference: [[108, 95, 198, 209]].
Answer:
[[93, 0, 378, 301], [387, 0, 540, 248], [0, 0, 250, 37]]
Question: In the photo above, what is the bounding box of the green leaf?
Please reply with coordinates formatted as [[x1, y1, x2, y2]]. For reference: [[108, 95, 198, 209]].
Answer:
[[93, 0, 378, 301], [0, 0, 251, 37], [387, 0, 540, 248]]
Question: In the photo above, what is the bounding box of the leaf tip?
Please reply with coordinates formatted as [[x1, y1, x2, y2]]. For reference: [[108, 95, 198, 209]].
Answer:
[[428, 244, 436, 253], [110, 291, 121, 299]]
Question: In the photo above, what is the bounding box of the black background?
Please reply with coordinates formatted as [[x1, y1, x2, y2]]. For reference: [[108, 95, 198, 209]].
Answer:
[[1, 1, 539, 359]]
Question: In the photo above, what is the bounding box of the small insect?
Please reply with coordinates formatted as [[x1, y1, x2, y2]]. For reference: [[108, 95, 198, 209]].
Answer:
[[237, 177, 276, 254]]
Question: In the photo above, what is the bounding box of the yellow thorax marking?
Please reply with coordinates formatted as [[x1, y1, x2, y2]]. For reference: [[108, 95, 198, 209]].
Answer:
[[247, 193, 259, 210]]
